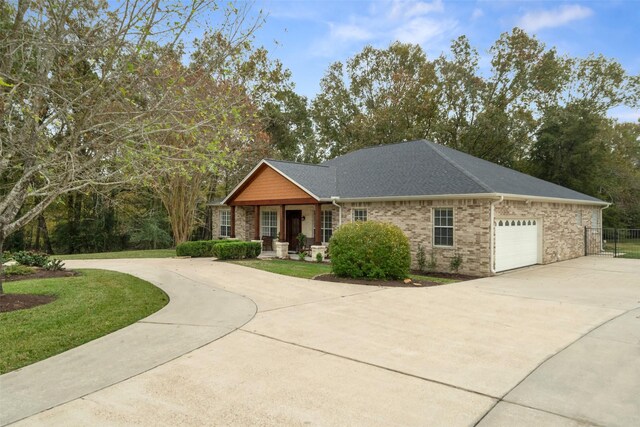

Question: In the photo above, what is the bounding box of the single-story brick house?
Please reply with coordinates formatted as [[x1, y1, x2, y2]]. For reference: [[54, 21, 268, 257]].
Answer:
[[211, 139, 607, 276]]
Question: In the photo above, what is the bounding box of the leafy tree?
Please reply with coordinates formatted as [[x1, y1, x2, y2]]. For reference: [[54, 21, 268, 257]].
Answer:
[[262, 90, 316, 162], [434, 30, 570, 167], [128, 210, 173, 250], [0, 0, 260, 293], [529, 102, 608, 196], [312, 42, 438, 158], [598, 122, 640, 228]]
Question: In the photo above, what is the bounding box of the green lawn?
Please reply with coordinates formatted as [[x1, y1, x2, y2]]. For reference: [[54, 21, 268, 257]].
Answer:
[[56, 249, 176, 260], [0, 269, 168, 374], [231, 259, 332, 279], [229, 259, 457, 283], [602, 241, 640, 259]]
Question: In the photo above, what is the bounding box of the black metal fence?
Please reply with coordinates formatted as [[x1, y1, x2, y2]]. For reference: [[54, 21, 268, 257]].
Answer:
[[585, 228, 640, 259]]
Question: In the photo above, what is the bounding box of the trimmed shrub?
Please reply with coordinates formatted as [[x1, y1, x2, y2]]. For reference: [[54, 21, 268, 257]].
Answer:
[[213, 241, 261, 260], [176, 240, 261, 259], [13, 251, 50, 267], [329, 221, 411, 280], [244, 242, 262, 259], [175, 240, 217, 257]]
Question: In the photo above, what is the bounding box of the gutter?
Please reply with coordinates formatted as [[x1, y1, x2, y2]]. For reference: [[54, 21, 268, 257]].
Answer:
[[331, 197, 342, 227], [318, 193, 607, 207], [489, 196, 504, 275]]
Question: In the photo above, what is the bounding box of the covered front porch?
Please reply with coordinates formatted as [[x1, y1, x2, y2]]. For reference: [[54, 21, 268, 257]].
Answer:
[[228, 203, 329, 257], [214, 160, 336, 259]]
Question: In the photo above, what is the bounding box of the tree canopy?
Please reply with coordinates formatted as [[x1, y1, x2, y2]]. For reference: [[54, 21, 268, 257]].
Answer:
[[2, 6, 639, 271]]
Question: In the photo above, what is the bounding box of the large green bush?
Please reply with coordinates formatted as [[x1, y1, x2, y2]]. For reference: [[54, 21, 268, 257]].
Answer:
[[329, 221, 411, 280], [213, 241, 261, 260]]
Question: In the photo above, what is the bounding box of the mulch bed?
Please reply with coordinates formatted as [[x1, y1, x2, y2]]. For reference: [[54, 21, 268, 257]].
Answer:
[[409, 270, 479, 281], [1, 269, 74, 313], [0, 293, 57, 313], [314, 274, 444, 288], [314, 271, 479, 288], [2, 269, 79, 282]]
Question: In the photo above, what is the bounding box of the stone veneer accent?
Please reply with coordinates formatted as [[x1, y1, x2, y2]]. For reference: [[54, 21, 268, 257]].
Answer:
[[211, 206, 255, 241]]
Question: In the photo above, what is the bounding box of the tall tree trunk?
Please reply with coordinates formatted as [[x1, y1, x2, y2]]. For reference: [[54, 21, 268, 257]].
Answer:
[[39, 214, 53, 254], [34, 217, 41, 250], [0, 229, 5, 295], [67, 194, 76, 254]]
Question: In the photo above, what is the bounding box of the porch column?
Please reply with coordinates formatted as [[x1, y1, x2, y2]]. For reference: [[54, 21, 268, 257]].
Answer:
[[254, 205, 260, 239], [280, 204, 286, 241], [230, 205, 236, 238], [315, 203, 322, 245]]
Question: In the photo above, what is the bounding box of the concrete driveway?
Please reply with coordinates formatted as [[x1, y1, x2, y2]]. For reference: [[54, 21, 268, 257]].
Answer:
[[7, 257, 640, 426]]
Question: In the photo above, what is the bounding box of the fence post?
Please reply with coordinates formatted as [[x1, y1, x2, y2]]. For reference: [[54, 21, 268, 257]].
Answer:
[[584, 226, 588, 256], [614, 228, 618, 258]]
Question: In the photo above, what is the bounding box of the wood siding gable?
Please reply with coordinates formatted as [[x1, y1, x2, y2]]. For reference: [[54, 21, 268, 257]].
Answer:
[[228, 164, 317, 206]]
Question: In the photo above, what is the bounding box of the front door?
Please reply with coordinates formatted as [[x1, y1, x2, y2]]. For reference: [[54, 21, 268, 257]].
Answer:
[[286, 210, 302, 251]]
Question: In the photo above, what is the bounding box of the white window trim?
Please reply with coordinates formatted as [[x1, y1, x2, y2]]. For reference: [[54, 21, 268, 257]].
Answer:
[[433, 207, 454, 248], [321, 210, 333, 243], [261, 210, 278, 238], [219, 209, 231, 238], [352, 208, 367, 222]]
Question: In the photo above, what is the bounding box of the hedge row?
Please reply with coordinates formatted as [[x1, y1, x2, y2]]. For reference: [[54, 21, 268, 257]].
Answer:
[[176, 240, 261, 260], [212, 241, 261, 260]]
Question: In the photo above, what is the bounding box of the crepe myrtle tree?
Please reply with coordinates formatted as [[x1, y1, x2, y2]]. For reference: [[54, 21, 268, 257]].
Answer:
[[0, 0, 263, 293]]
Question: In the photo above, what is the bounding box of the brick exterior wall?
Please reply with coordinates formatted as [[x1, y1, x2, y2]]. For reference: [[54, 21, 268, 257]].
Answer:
[[212, 199, 602, 277], [338, 200, 492, 277], [494, 200, 600, 265]]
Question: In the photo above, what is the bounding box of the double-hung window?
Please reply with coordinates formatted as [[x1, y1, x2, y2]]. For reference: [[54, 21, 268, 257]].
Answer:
[[353, 208, 367, 222], [220, 210, 231, 238], [433, 208, 453, 247], [261, 211, 278, 238], [321, 210, 333, 243]]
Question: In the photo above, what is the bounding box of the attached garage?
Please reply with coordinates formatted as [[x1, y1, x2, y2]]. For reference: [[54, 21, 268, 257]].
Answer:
[[494, 219, 540, 272]]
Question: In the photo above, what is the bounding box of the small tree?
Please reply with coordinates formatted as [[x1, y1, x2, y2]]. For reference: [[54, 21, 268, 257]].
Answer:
[[416, 243, 427, 272]]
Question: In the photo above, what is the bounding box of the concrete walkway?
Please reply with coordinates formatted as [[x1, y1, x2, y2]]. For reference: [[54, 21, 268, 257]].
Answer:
[[3, 257, 639, 426], [0, 260, 257, 426]]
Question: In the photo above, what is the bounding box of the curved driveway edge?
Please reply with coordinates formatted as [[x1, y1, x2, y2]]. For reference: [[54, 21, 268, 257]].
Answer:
[[0, 260, 257, 426]]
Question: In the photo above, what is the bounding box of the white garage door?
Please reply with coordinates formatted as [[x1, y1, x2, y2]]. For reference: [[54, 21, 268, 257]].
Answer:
[[495, 219, 539, 272]]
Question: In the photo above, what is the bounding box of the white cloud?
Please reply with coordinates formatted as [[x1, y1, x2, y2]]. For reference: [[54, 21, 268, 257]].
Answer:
[[329, 23, 374, 42], [389, 0, 444, 20], [471, 8, 484, 20], [393, 16, 456, 45], [518, 4, 593, 32], [313, 0, 457, 57]]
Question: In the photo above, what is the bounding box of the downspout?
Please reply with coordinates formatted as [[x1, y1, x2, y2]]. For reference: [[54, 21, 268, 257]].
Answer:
[[600, 203, 611, 227], [331, 196, 342, 227], [489, 196, 504, 275], [599, 203, 611, 253]]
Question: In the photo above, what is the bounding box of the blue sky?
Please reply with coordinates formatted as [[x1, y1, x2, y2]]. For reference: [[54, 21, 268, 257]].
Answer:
[[246, 0, 639, 122]]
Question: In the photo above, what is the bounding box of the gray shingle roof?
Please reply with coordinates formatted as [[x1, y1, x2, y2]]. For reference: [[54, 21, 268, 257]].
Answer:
[[262, 140, 605, 204], [264, 159, 336, 198]]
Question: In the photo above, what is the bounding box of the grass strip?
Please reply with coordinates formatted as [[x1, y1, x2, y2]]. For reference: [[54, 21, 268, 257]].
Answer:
[[0, 269, 168, 374]]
